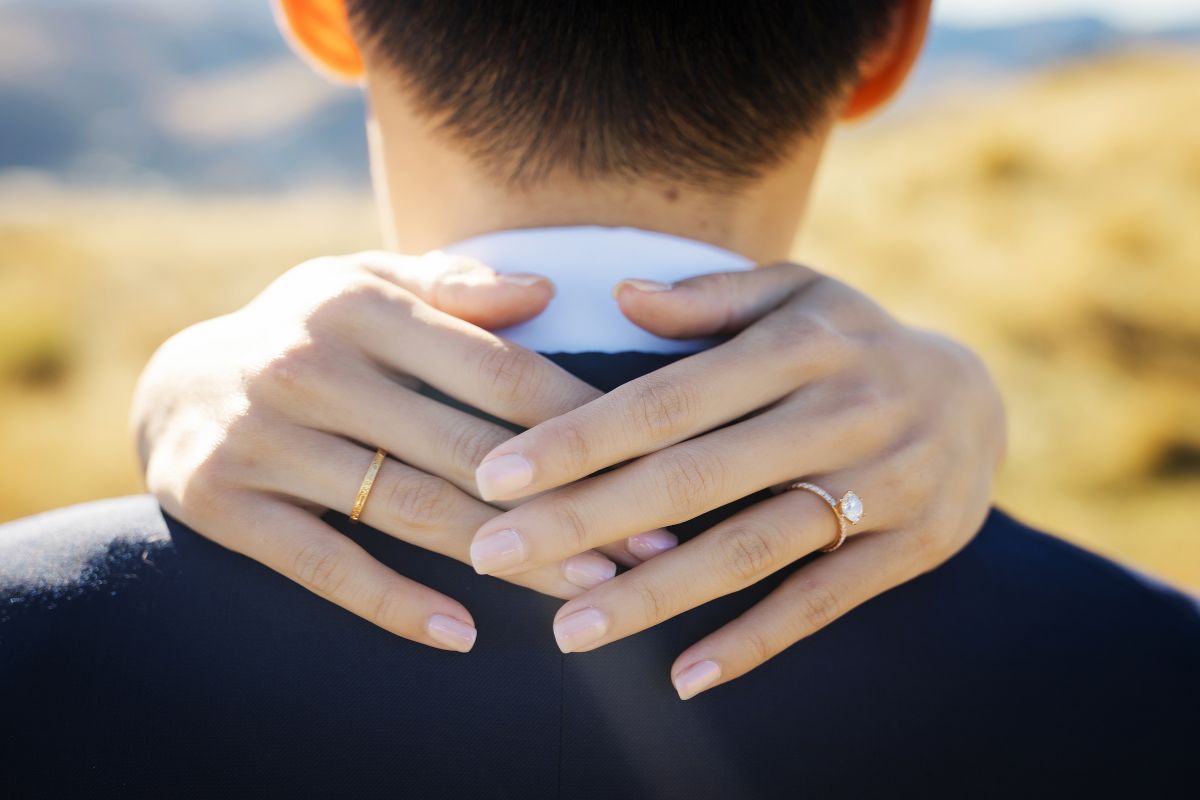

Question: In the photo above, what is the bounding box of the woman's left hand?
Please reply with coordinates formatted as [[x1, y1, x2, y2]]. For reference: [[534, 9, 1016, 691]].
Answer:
[[467, 262, 1006, 699]]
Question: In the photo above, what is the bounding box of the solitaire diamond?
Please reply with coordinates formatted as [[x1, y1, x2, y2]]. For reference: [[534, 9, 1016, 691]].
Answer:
[[838, 491, 863, 524]]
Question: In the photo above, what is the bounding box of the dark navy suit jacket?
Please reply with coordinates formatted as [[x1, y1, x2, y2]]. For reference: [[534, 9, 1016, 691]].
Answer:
[[2, 351, 1198, 799]]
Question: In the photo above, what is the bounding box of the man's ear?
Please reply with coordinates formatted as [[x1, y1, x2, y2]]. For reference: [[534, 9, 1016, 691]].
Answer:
[[841, 0, 931, 121], [274, 0, 364, 83]]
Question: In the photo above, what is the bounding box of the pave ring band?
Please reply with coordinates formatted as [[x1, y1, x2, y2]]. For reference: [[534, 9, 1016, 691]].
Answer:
[[350, 448, 388, 522], [786, 481, 864, 553]]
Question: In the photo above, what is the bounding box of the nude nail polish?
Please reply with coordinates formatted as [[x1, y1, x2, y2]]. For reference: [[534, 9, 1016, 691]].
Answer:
[[563, 552, 618, 589], [427, 614, 477, 653], [612, 278, 673, 298], [673, 660, 721, 700], [498, 272, 552, 289], [627, 530, 679, 560], [475, 453, 534, 500], [553, 607, 609, 653], [470, 528, 526, 574]]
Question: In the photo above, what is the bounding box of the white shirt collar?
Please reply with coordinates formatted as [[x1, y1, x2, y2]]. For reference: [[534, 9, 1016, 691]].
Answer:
[[441, 226, 753, 354]]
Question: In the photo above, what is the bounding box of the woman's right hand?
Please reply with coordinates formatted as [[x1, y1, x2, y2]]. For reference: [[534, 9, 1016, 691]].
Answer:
[[132, 251, 633, 652]]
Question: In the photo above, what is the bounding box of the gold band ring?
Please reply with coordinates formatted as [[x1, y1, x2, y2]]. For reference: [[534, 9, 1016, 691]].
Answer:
[[350, 448, 388, 522], [786, 481, 864, 553]]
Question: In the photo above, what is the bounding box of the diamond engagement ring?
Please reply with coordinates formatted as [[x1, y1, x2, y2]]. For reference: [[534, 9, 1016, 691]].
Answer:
[[786, 481, 864, 553]]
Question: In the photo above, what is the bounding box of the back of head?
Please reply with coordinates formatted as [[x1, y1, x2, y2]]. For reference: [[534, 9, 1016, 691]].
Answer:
[[346, 1, 900, 190]]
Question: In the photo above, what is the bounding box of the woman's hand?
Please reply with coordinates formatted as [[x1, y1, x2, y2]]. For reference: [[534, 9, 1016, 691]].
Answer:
[[133, 251, 631, 653], [467, 263, 1006, 697]]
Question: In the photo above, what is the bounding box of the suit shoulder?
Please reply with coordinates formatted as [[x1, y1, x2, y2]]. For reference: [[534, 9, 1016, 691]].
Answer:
[[974, 508, 1200, 638], [0, 495, 175, 620]]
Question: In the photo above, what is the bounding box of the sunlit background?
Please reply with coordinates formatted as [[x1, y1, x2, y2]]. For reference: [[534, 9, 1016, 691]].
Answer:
[[1, 1, 1197, 588]]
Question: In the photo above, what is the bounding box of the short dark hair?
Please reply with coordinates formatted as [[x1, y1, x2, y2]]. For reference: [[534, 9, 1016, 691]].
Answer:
[[347, 1, 898, 189]]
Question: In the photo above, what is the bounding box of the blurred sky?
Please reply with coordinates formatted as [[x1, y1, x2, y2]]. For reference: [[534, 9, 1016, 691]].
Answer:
[[33, 0, 1200, 31], [2, 0, 1195, 191], [936, 0, 1200, 29]]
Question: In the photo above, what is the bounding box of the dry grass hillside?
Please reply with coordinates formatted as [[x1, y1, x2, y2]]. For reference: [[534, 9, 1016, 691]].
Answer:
[[1, 53, 1198, 588]]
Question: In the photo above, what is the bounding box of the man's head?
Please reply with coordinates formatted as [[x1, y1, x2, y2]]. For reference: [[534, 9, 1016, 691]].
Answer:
[[276, 0, 930, 258]]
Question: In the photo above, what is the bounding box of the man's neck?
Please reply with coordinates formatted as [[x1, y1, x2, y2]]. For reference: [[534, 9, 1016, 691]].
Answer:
[[364, 92, 832, 263], [404, 175, 809, 263]]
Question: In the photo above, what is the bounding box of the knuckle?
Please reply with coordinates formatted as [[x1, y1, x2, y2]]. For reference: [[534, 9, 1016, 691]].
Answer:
[[317, 274, 386, 320], [257, 337, 330, 396], [177, 467, 223, 520], [370, 584, 411, 630], [794, 578, 841, 632], [177, 446, 242, 519], [440, 421, 507, 473], [848, 380, 893, 421], [774, 313, 848, 377], [705, 269, 741, 308], [829, 381, 900, 454], [738, 623, 775, 665], [812, 276, 873, 323], [683, 271, 740, 336], [901, 446, 942, 505], [309, 274, 409, 340], [385, 471, 455, 532], [167, 407, 270, 522], [713, 523, 783, 584], [897, 434, 938, 475], [477, 344, 542, 406], [910, 516, 957, 561], [657, 447, 726, 518], [550, 500, 592, 551], [628, 578, 673, 623], [627, 377, 701, 440], [292, 538, 349, 597], [550, 417, 593, 476]]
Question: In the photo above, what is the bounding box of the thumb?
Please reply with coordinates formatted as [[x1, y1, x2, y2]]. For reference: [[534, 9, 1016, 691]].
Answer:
[[612, 262, 819, 339], [356, 250, 555, 330]]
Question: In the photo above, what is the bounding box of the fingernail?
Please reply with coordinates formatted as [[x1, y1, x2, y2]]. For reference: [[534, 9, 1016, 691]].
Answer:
[[470, 528, 526, 574], [673, 660, 722, 700], [498, 271, 551, 288], [613, 278, 672, 299], [563, 552, 617, 589], [553, 607, 609, 653], [627, 530, 679, 560], [476, 453, 534, 500], [426, 614, 477, 653]]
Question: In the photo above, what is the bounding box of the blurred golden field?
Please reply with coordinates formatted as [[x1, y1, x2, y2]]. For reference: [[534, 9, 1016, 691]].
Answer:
[[1, 53, 1197, 588]]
